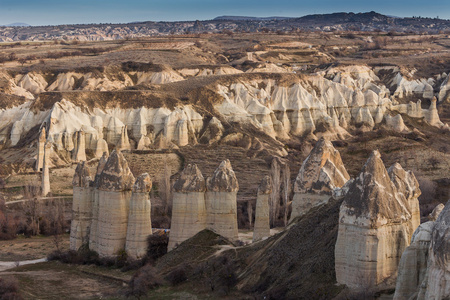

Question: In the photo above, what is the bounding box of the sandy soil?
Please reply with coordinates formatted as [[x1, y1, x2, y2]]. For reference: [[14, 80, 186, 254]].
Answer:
[[0, 235, 69, 261]]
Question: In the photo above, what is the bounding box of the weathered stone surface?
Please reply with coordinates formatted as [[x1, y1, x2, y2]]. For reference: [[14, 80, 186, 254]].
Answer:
[[385, 114, 408, 132], [70, 161, 93, 251], [253, 176, 271, 242], [206, 159, 239, 192], [97, 150, 135, 192], [424, 201, 450, 299], [393, 221, 434, 300], [169, 164, 207, 251], [35, 127, 46, 171], [388, 162, 421, 231], [41, 142, 51, 196], [206, 160, 239, 241], [116, 125, 131, 151], [73, 131, 87, 162], [89, 153, 109, 252], [96, 150, 134, 257], [125, 173, 152, 259], [335, 150, 415, 289], [291, 138, 349, 219], [94, 138, 109, 158], [429, 203, 445, 221], [173, 164, 206, 193]]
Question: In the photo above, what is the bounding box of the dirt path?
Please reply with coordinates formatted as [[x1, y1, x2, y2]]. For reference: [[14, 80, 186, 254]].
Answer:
[[0, 258, 46, 272]]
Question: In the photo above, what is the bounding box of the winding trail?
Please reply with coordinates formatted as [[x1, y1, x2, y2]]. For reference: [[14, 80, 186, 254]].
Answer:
[[0, 258, 47, 272]]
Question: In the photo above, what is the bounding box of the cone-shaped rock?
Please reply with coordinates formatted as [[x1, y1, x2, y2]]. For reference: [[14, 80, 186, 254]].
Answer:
[[168, 164, 207, 251], [125, 173, 152, 259], [253, 176, 271, 242], [206, 160, 239, 241], [70, 161, 93, 251], [41, 142, 51, 196], [388, 162, 421, 231], [335, 150, 414, 289], [35, 127, 46, 171], [291, 138, 349, 219], [89, 151, 109, 252], [94, 138, 109, 158], [96, 150, 135, 257], [423, 201, 450, 299]]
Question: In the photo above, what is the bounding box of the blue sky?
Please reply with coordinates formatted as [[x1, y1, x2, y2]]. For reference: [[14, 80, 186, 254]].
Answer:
[[0, 0, 448, 26]]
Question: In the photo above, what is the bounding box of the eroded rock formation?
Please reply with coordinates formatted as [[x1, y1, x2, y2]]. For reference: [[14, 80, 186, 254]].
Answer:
[[335, 150, 417, 289], [96, 150, 135, 257], [89, 152, 109, 252], [394, 201, 450, 300], [253, 175, 271, 242], [423, 201, 450, 299], [290, 138, 349, 219], [35, 127, 46, 171], [125, 173, 152, 259], [41, 142, 51, 196], [70, 161, 93, 251], [168, 164, 207, 250], [206, 160, 239, 241]]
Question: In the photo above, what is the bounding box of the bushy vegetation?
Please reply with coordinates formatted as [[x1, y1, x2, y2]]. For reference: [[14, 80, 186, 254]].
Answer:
[[0, 276, 22, 300]]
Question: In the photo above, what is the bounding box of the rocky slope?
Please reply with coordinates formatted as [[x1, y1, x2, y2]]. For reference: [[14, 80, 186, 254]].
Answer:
[[0, 65, 448, 172]]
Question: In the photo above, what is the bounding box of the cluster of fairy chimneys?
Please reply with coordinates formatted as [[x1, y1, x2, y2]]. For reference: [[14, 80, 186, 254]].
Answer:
[[290, 137, 449, 298], [70, 151, 245, 258], [67, 135, 449, 297], [70, 151, 151, 259]]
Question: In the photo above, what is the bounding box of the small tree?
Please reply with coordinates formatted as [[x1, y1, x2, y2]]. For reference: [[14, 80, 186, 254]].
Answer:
[[18, 57, 27, 66]]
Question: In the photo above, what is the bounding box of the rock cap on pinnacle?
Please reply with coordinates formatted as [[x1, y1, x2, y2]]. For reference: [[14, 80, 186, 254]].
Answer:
[[173, 164, 206, 193], [341, 150, 410, 228], [206, 159, 239, 192], [430, 200, 450, 263], [294, 137, 349, 194], [94, 152, 109, 187], [133, 173, 152, 193], [258, 175, 272, 195], [97, 150, 135, 191], [72, 161, 92, 187], [388, 162, 421, 201]]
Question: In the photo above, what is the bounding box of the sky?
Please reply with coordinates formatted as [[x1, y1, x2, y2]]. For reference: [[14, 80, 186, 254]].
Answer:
[[0, 0, 449, 26]]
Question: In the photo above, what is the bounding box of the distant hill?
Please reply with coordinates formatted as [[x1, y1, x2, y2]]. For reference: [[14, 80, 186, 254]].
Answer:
[[5, 23, 31, 27], [0, 11, 449, 42], [214, 16, 293, 21]]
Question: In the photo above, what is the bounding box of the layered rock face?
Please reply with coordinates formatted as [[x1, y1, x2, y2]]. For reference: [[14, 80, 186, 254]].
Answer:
[[290, 138, 349, 220], [394, 201, 450, 300], [41, 142, 51, 196], [388, 162, 421, 232], [205, 160, 239, 241], [70, 161, 93, 251], [96, 150, 135, 257], [125, 173, 152, 259], [168, 164, 207, 251], [394, 221, 434, 300], [424, 201, 450, 299], [73, 130, 87, 162], [35, 127, 46, 171], [94, 138, 109, 158], [335, 151, 417, 289], [1, 66, 448, 170], [253, 175, 272, 242], [89, 152, 108, 252]]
